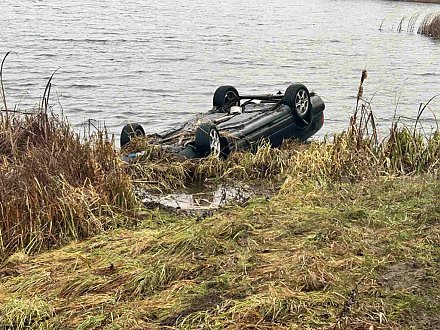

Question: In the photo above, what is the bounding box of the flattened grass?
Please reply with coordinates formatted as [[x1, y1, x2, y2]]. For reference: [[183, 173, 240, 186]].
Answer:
[[1, 176, 438, 329]]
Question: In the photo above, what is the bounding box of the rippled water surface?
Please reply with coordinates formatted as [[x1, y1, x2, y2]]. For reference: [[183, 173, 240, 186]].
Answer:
[[1, 0, 439, 139]]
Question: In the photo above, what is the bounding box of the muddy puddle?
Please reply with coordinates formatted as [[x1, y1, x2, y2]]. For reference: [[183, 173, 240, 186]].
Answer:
[[136, 184, 256, 213]]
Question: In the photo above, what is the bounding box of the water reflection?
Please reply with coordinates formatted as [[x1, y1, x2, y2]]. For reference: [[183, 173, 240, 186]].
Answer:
[[141, 185, 252, 211]]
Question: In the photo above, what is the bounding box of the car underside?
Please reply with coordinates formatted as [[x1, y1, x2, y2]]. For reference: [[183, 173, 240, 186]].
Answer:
[[121, 83, 325, 159]]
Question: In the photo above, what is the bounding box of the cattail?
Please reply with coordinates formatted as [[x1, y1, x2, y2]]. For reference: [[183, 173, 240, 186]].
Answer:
[[357, 69, 368, 100]]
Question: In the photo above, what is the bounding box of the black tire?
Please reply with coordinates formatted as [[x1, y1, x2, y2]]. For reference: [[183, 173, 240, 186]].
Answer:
[[120, 123, 145, 148], [195, 123, 228, 158], [213, 86, 240, 109], [282, 84, 312, 125]]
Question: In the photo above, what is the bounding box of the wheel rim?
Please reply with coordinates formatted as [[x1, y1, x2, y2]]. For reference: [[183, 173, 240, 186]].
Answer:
[[128, 128, 144, 141], [209, 129, 221, 157], [295, 89, 309, 117], [225, 91, 238, 106]]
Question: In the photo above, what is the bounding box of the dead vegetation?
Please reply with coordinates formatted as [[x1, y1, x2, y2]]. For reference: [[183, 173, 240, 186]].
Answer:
[[0, 53, 137, 261], [419, 12, 440, 39], [0, 58, 439, 329], [386, 11, 440, 39]]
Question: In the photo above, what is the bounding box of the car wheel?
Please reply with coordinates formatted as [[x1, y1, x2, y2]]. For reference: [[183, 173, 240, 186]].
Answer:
[[195, 123, 228, 158], [213, 86, 240, 109], [282, 84, 311, 125], [120, 123, 145, 148]]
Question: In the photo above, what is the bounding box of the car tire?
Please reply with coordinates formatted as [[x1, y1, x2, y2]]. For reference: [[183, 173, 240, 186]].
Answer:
[[195, 123, 228, 158], [213, 86, 240, 109], [120, 123, 145, 148], [282, 84, 312, 125]]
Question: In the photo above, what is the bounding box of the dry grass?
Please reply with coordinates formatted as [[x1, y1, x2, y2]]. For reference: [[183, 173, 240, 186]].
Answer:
[[0, 53, 137, 260], [1, 62, 439, 329], [387, 11, 440, 39], [418, 12, 440, 39], [394, 12, 440, 39], [126, 140, 299, 192], [1, 176, 438, 329]]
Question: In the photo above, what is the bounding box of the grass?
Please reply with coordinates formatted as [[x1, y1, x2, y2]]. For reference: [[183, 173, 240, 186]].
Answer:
[[0, 111, 139, 259], [0, 297, 55, 330], [0, 52, 138, 261], [126, 124, 440, 193], [0, 176, 438, 329], [419, 12, 440, 39], [1, 59, 439, 329], [392, 12, 440, 39]]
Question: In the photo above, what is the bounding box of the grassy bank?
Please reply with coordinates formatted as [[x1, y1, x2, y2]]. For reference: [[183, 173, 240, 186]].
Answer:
[[0, 175, 438, 329], [0, 55, 138, 261], [1, 67, 439, 329]]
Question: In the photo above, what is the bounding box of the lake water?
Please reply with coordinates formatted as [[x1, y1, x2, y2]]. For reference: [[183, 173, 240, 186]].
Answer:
[[1, 0, 439, 141]]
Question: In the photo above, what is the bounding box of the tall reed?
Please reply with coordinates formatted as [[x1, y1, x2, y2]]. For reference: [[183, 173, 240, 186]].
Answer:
[[0, 54, 136, 260], [418, 12, 440, 39]]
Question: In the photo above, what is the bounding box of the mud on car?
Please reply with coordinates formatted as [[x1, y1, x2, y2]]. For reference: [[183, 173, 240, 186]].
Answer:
[[121, 83, 325, 159]]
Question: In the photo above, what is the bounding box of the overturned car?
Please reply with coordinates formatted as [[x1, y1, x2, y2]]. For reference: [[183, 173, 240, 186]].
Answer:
[[121, 83, 325, 158]]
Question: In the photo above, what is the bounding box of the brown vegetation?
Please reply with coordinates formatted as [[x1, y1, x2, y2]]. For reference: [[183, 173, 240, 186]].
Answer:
[[0, 53, 136, 261], [419, 12, 440, 39], [386, 11, 440, 39], [0, 62, 439, 329], [0, 111, 138, 260], [126, 71, 440, 192]]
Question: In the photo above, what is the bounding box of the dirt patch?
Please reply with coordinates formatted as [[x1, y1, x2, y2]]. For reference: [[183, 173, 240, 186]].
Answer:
[[378, 261, 436, 293], [377, 261, 440, 328]]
